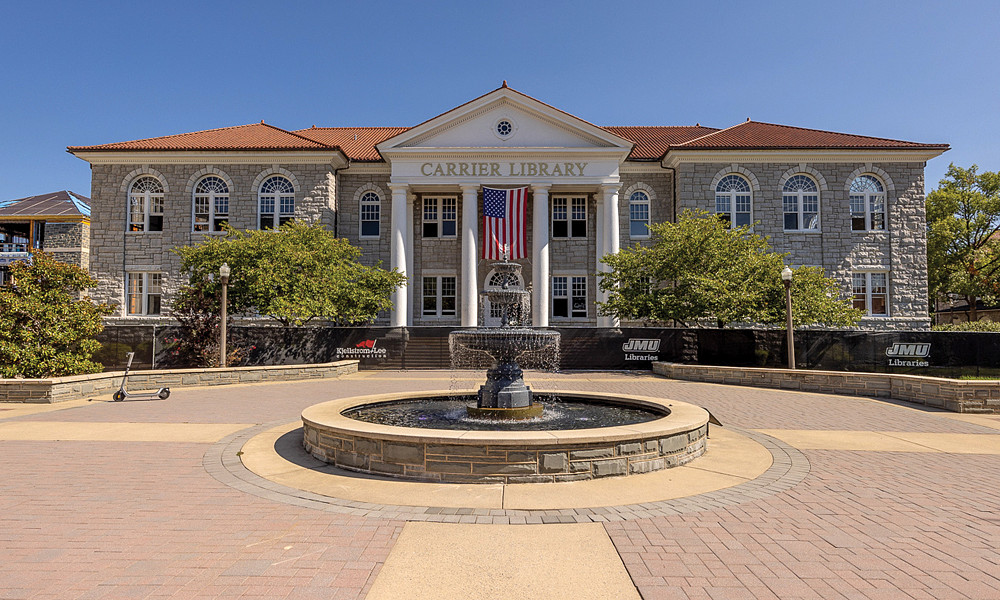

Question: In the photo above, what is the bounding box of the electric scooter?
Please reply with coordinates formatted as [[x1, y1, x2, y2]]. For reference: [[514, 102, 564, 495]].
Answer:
[[112, 352, 170, 401]]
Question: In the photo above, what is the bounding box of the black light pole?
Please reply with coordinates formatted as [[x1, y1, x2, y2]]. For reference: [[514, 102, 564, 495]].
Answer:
[[219, 262, 230, 368], [781, 266, 795, 369]]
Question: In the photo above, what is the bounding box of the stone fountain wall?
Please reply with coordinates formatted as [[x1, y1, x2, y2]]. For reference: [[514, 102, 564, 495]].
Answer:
[[302, 422, 708, 484]]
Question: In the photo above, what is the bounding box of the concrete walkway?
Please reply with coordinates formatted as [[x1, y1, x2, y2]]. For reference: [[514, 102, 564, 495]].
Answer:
[[1, 370, 999, 599]]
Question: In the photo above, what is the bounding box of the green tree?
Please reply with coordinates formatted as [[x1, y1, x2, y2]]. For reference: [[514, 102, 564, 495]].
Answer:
[[926, 164, 1000, 321], [174, 221, 405, 326], [0, 252, 113, 378], [598, 209, 862, 327]]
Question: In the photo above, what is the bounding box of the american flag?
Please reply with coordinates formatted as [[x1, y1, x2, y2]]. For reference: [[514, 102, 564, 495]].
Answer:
[[482, 187, 527, 260]]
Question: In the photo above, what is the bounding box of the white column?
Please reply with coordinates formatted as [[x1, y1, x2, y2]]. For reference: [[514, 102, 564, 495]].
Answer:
[[388, 183, 409, 327], [460, 184, 479, 327], [531, 184, 550, 327], [599, 183, 621, 327], [405, 190, 415, 327], [594, 193, 605, 326]]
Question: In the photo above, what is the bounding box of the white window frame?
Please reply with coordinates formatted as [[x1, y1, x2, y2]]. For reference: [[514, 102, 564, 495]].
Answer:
[[782, 175, 820, 232], [552, 196, 587, 238], [128, 176, 164, 232], [359, 191, 381, 239], [552, 275, 587, 319], [852, 271, 889, 316], [192, 176, 230, 233], [422, 275, 457, 318], [850, 175, 887, 232], [422, 196, 458, 238], [126, 272, 163, 316], [259, 176, 295, 230], [629, 191, 651, 239], [715, 175, 752, 228]]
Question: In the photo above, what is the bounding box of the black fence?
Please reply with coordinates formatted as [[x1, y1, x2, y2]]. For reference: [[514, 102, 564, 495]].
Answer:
[[95, 325, 1000, 378]]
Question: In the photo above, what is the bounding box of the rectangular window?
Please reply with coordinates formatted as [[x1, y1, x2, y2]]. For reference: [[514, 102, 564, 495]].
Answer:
[[126, 272, 162, 316], [850, 194, 867, 231], [852, 272, 888, 316], [360, 200, 380, 238], [553, 196, 587, 238], [129, 197, 146, 232], [422, 276, 457, 317], [422, 197, 457, 238], [629, 202, 649, 237], [783, 195, 799, 230], [214, 197, 229, 231], [552, 275, 587, 318], [194, 197, 211, 232]]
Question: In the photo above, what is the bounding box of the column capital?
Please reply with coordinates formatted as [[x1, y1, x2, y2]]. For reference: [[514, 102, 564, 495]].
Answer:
[[531, 183, 552, 193], [387, 182, 410, 194], [459, 183, 479, 192], [600, 182, 621, 195]]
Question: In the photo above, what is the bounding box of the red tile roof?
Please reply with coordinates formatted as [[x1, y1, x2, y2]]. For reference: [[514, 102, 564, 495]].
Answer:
[[601, 126, 720, 160], [67, 122, 332, 152], [68, 118, 948, 161], [294, 127, 409, 161], [674, 120, 950, 151]]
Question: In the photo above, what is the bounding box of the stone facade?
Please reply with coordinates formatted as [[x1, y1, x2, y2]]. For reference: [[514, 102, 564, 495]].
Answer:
[[676, 161, 929, 330], [42, 221, 89, 271], [89, 162, 336, 318], [74, 88, 943, 330]]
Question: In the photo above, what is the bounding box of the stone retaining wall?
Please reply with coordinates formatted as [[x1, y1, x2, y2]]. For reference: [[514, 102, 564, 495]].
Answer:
[[0, 361, 358, 404], [303, 424, 708, 484], [653, 362, 1000, 414]]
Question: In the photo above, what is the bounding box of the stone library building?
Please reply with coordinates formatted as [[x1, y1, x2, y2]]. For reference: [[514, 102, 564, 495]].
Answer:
[[68, 84, 948, 330]]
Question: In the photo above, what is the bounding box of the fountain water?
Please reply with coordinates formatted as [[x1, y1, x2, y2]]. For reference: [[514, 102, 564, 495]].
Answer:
[[301, 257, 710, 483], [449, 258, 559, 419]]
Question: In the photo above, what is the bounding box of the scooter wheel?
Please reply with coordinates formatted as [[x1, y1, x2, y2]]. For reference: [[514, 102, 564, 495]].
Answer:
[[158, 388, 170, 400], [113, 390, 126, 402]]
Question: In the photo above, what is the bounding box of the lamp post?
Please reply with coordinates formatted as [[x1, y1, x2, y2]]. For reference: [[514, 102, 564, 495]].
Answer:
[[219, 262, 230, 368], [781, 266, 795, 369]]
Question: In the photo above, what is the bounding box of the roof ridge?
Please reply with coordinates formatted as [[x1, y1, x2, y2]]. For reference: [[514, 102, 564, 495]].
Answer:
[[603, 125, 720, 130], [731, 119, 938, 145], [258, 122, 334, 148], [296, 126, 410, 131], [673, 121, 749, 147]]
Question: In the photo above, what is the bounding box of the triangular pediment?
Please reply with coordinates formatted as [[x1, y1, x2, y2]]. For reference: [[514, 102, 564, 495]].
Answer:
[[377, 86, 633, 155]]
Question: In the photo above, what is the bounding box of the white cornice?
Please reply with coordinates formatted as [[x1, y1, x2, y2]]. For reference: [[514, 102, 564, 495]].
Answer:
[[380, 147, 632, 161], [70, 150, 349, 168], [619, 162, 668, 174], [343, 163, 391, 175], [661, 148, 947, 168]]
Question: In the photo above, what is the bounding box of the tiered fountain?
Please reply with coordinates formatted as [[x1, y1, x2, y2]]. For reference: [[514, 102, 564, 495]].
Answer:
[[450, 258, 558, 420], [301, 258, 710, 483]]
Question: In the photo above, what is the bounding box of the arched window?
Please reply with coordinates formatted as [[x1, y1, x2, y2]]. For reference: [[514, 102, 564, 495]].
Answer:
[[128, 176, 164, 232], [629, 191, 650, 238], [259, 176, 295, 229], [850, 175, 886, 231], [715, 175, 752, 227], [193, 176, 229, 232], [359, 191, 381, 238], [782, 175, 820, 231]]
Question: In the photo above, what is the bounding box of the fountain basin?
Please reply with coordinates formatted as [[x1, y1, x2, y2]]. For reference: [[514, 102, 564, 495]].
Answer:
[[302, 390, 709, 484]]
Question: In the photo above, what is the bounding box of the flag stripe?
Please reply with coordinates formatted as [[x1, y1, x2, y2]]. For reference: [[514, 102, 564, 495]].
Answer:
[[482, 187, 527, 260]]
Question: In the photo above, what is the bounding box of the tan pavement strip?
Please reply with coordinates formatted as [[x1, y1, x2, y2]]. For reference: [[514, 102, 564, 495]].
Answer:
[[241, 422, 771, 510], [0, 421, 252, 443], [755, 429, 1000, 454], [365, 522, 640, 600]]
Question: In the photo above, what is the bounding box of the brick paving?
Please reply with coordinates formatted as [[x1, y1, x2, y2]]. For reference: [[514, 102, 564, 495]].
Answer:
[[2, 370, 999, 599]]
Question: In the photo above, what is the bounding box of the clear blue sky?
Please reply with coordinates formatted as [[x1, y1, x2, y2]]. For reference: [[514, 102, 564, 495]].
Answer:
[[1, 0, 996, 201]]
